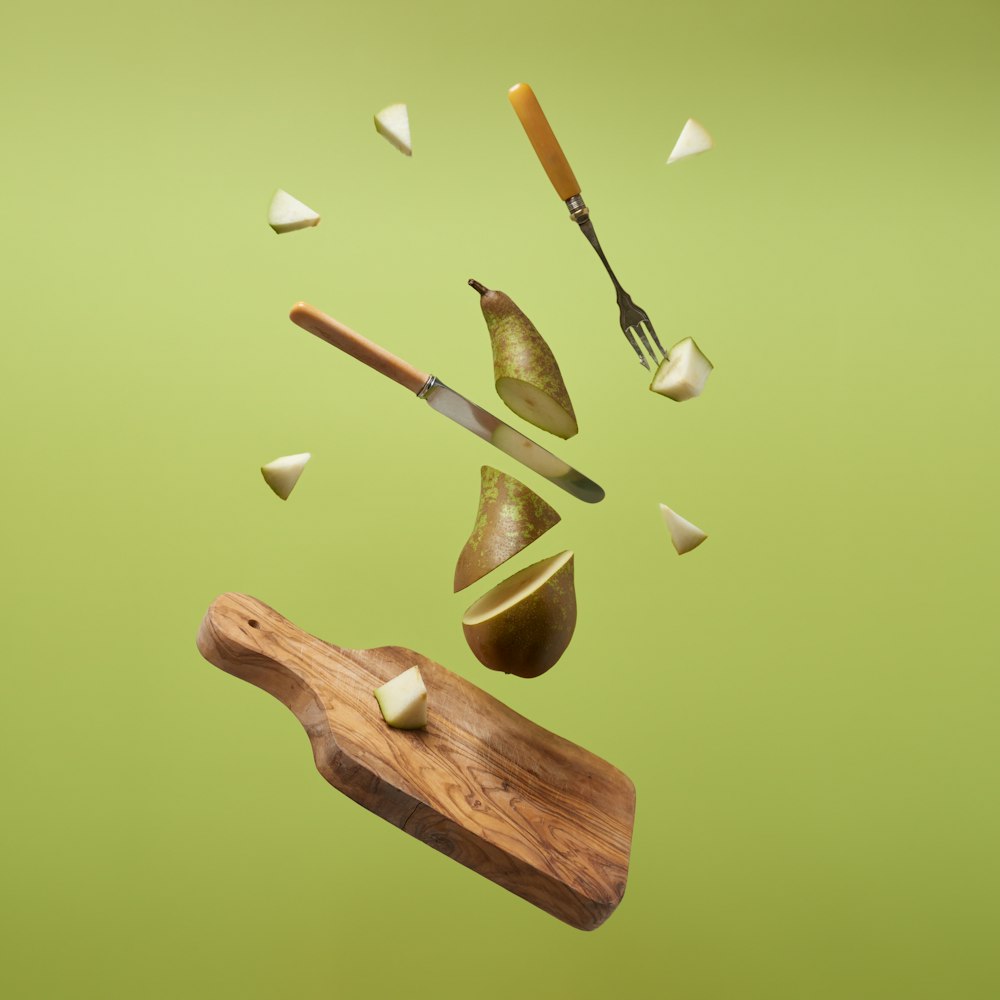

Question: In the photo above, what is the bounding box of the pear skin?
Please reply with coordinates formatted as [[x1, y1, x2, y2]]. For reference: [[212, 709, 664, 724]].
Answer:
[[454, 466, 561, 593], [469, 280, 578, 439], [462, 551, 576, 678]]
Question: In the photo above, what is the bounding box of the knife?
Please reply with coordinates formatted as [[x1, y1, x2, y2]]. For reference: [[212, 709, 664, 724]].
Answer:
[[289, 302, 604, 504]]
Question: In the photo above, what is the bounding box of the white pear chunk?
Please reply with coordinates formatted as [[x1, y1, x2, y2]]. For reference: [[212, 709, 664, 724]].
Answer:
[[659, 503, 708, 555], [374, 666, 427, 729], [260, 452, 311, 500], [267, 189, 320, 233], [374, 103, 412, 156], [650, 337, 713, 401], [667, 118, 713, 164]]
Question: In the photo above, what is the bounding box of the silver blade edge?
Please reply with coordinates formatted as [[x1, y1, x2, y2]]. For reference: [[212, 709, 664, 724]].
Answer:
[[421, 378, 604, 504]]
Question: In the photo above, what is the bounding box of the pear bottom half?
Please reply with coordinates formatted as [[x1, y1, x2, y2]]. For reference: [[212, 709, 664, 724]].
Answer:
[[462, 551, 576, 679]]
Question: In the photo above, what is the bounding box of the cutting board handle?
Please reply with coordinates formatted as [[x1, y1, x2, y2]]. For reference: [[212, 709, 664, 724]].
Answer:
[[197, 592, 331, 720]]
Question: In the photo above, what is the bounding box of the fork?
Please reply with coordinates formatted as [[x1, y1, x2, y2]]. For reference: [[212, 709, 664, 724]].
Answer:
[[508, 82, 667, 370]]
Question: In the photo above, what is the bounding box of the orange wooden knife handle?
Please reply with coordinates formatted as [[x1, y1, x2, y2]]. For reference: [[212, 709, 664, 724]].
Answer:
[[289, 302, 430, 395], [508, 83, 581, 202]]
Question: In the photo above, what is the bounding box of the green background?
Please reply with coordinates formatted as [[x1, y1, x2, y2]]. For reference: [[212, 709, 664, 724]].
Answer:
[[2, 0, 998, 996]]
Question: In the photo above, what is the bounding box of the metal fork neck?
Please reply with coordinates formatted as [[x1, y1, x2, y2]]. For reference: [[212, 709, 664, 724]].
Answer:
[[565, 196, 624, 294]]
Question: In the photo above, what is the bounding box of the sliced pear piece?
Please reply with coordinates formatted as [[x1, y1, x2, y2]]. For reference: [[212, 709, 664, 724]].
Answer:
[[373, 666, 427, 729], [267, 189, 320, 233], [650, 337, 713, 401], [470, 280, 578, 440], [667, 118, 714, 164], [660, 503, 707, 554], [462, 550, 576, 679], [374, 103, 412, 156], [260, 452, 311, 500], [454, 467, 561, 593]]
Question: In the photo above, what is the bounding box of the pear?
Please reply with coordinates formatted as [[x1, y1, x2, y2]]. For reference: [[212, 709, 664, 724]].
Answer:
[[260, 452, 311, 500], [667, 118, 714, 164], [374, 103, 412, 156], [649, 337, 713, 401], [469, 280, 578, 439], [268, 189, 320, 233], [373, 666, 427, 729], [454, 466, 561, 593], [660, 503, 707, 554], [462, 551, 576, 678]]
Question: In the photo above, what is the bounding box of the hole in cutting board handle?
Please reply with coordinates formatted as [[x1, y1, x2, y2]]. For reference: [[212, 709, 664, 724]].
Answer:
[[247, 619, 260, 629]]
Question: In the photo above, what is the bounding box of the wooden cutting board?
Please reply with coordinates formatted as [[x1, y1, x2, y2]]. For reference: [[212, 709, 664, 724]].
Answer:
[[197, 593, 636, 930]]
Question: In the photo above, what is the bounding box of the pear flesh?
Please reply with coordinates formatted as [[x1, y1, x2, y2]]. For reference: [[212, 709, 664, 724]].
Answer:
[[268, 189, 320, 233], [454, 466, 561, 593], [470, 280, 578, 440], [667, 118, 714, 164], [374, 103, 412, 156], [660, 503, 707, 554], [650, 337, 713, 401], [373, 666, 427, 729], [462, 550, 576, 678], [260, 452, 311, 500]]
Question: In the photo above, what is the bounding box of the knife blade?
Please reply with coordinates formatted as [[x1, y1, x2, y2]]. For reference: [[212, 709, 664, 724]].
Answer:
[[289, 302, 604, 504]]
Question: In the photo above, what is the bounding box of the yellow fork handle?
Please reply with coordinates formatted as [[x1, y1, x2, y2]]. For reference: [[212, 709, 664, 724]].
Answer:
[[508, 83, 581, 202]]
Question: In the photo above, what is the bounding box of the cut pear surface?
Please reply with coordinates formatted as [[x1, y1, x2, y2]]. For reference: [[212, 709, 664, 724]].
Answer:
[[471, 280, 578, 439], [267, 189, 320, 233], [462, 550, 576, 678], [650, 338, 713, 401], [374, 103, 412, 156], [454, 466, 561, 593], [374, 666, 427, 729], [260, 452, 311, 500], [496, 378, 579, 440], [667, 118, 714, 164], [660, 503, 707, 555]]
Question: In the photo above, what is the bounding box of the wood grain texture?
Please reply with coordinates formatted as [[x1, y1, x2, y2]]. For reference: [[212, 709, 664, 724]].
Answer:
[[197, 593, 635, 930]]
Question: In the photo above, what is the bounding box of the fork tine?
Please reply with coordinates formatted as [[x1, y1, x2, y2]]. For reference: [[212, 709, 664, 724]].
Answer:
[[622, 326, 650, 369], [632, 324, 658, 366], [642, 319, 667, 359]]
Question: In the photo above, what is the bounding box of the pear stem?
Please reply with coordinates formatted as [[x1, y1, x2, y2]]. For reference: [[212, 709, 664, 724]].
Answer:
[[468, 279, 489, 296]]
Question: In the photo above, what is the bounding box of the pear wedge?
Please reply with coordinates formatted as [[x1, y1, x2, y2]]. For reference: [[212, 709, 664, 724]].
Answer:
[[260, 452, 311, 500], [267, 189, 320, 233], [454, 466, 561, 593], [660, 503, 707, 554], [373, 666, 427, 729], [469, 280, 578, 439], [374, 103, 412, 156], [667, 118, 714, 164], [462, 550, 576, 678], [650, 337, 713, 401]]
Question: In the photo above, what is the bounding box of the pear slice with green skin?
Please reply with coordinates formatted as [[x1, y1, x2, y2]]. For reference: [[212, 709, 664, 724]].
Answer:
[[462, 550, 575, 679], [649, 337, 713, 401], [454, 466, 561, 593], [261, 452, 311, 500], [373, 666, 427, 729], [469, 280, 578, 440], [268, 189, 320, 233], [659, 503, 707, 554]]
